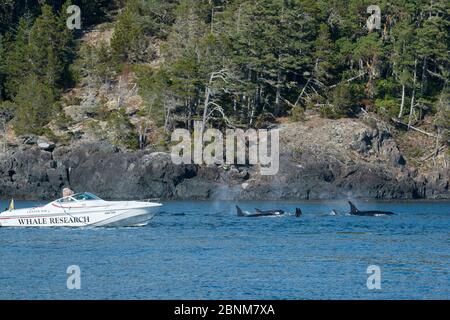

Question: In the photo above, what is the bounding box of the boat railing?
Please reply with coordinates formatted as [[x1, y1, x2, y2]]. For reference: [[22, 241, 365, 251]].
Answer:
[[142, 198, 161, 202]]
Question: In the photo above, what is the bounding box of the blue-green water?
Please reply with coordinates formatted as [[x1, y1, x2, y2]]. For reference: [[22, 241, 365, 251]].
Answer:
[[0, 200, 449, 299]]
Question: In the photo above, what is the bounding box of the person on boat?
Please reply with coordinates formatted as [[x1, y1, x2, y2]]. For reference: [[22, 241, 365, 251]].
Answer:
[[60, 188, 76, 203], [62, 187, 75, 198]]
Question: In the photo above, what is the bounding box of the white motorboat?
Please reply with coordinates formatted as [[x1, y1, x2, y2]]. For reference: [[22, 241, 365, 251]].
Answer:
[[0, 192, 162, 228]]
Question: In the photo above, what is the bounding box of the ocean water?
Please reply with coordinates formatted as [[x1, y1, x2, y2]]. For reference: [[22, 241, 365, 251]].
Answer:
[[0, 199, 448, 300]]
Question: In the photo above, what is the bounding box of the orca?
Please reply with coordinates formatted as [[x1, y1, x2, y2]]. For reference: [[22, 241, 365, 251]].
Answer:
[[348, 201, 395, 216], [236, 206, 302, 217]]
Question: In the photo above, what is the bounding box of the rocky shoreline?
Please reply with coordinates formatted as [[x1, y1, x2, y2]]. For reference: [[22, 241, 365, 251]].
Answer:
[[0, 117, 448, 201]]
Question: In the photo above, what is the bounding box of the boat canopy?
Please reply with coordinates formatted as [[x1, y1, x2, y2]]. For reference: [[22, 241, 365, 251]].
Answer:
[[55, 192, 103, 203], [72, 192, 102, 201]]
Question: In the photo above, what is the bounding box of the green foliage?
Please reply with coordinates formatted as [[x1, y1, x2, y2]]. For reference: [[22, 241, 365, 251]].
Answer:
[[136, 0, 179, 37], [1, 0, 449, 140], [291, 106, 305, 122], [3, 4, 76, 98], [75, 41, 115, 85], [111, 1, 144, 62], [28, 4, 75, 89], [13, 75, 56, 135], [129, 0, 449, 130], [78, 0, 121, 26], [291, 146, 304, 163], [3, 17, 33, 98], [0, 34, 5, 99], [322, 84, 362, 119], [85, 119, 105, 139], [375, 98, 399, 118], [0, 0, 116, 34], [39, 127, 59, 143], [92, 102, 110, 121], [54, 111, 74, 130], [134, 65, 172, 127], [0, 100, 16, 122], [111, 0, 178, 62], [63, 95, 82, 107], [434, 89, 450, 146], [106, 109, 139, 150]]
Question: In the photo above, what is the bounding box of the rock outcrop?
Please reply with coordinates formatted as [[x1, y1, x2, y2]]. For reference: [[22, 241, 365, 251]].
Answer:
[[0, 117, 448, 200]]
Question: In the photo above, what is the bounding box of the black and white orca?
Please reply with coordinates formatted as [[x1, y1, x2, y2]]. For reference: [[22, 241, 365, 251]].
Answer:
[[236, 206, 302, 217], [348, 201, 395, 216]]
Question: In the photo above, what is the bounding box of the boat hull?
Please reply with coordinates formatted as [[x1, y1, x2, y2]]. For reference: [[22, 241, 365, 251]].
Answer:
[[0, 204, 161, 228]]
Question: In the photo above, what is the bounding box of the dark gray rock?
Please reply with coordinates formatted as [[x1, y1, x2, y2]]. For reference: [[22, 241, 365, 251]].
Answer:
[[0, 138, 448, 201], [37, 138, 56, 152]]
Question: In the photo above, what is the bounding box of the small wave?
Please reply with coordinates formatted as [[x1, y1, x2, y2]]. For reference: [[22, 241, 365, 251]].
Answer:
[[336, 231, 368, 235], [169, 213, 186, 216]]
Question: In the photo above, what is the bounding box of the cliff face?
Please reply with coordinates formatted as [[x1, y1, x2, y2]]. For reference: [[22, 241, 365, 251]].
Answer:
[[0, 115, 448, 201]]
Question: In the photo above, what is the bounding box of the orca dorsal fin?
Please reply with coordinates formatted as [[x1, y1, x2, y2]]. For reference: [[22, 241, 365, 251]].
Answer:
[[348, 201, 359, 214], [236, 206, 245, 217], [255, 208, 263, 213]]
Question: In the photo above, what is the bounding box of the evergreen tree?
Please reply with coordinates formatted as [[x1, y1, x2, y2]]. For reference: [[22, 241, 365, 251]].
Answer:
[[4, 17, 33, 98], [13, 74, 56, 135], [28, 4, 74, 90], [0, 34, 5, 100], [391, 18, 415, 118], [111, 0, 143, 62], [1, 0, 449, 139]]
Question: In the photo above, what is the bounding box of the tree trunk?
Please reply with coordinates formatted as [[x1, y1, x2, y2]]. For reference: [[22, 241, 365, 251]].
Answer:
[[421, 57, 427, 95], [210, 7, 214, 33], [164, 102, 171, 133], [249, 100, 255, 126], [1, 118, 6, 154], [275, 70, 281, 116], [201, 86, 211, 134], [433, 128, 440, 166], [408, 59, 417, 129], [399, 84, 405, 118]]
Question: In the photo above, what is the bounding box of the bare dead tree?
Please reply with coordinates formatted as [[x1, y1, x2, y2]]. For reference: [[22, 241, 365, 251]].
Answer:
[[201, 69, 235, 133], [408, 58, 418, 129], [399, 82, 406, 118], [329, 72, 367, 89], [163, 98, 177, 133]]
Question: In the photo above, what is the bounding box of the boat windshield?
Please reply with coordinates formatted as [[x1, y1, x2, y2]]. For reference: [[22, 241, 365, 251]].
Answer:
[[72, 192, 102, 201]]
